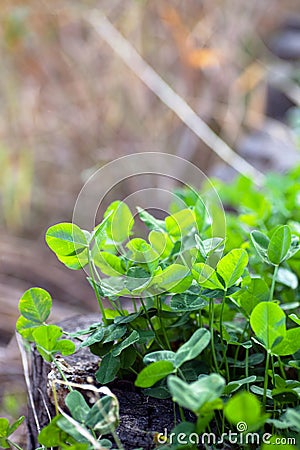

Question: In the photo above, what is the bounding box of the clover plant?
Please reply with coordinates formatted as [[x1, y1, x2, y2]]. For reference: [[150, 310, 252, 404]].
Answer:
[[12, 167, 300, 449]]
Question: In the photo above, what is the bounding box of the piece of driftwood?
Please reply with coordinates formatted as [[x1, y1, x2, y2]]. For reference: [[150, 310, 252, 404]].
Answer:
[[27, 314, 188, 450]]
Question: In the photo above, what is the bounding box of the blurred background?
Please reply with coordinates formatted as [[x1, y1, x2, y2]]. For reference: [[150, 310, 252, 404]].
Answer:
[[0, 0, 300, 444]]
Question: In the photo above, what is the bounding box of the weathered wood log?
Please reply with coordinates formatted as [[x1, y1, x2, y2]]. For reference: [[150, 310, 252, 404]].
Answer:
[[27, 314, 185, 450]]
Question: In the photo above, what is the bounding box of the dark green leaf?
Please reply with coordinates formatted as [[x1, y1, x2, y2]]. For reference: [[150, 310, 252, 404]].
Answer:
[[174, 328, 210, 368], [80, 328, 105, 348], [56, 416, 89, 443], [65, 391, 90, 423], [271, 388, 298, 404], [96, 354, 120, 384], [170, 293, 208, 312], [135, 361, 175, 388], [103, 324, 127, 343], [223, 376, 257, 395], [114, 312, 140, 325], [85, 395, 119, 434], [111, 330, 139, 356]]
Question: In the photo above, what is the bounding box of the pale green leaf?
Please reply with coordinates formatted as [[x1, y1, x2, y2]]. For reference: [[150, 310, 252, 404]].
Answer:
[[216, 249, 248, 288]]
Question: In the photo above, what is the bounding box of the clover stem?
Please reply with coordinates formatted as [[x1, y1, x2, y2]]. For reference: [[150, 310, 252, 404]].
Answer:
[[173, 402, 177, 427], [177, 368, 187, 381], [129, 367, 138, 375], [271, 355, 276, 385], [51, 356, 73, 392], [7, 440, 23, 450], [110, 428, 124, 450], [88, 251, 108, 325], [197, 311, 202, 328], [132, 296, 138, 313], [91, 260, 123, 314], [277, 356, 286, 380], [219, 291, 229, 380], [263, 350, 270, 407], [157, 296, 172, 350], [140, 297, 164, 349], [178, 406, 186, 421], [209, 298, 219, 373], [269, 265, 279, 302]]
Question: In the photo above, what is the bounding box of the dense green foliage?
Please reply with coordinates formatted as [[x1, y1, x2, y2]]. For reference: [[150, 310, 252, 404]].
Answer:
[[11, 166, 300, 449]]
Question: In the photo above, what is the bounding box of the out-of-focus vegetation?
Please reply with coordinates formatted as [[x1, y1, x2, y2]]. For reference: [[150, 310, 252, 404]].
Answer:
[[0, 0, 299, 236]]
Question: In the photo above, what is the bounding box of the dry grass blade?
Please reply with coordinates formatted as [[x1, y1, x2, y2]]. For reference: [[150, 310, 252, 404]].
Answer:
[[15, 333, 42, 436], [57, 406, 109, 450], [86, 11, 265, 186]]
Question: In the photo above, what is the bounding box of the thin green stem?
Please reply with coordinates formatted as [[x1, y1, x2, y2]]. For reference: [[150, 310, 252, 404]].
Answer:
[[132, 296, 138, 313], [271, 355, 276, 386], [52, 356, 73, 392], [219, 291, 229, 380], [197, 311, 202, 328], [110, 429, 124, 450], [177, 368, 187, 381], [277, 356, 286, 380], [157, 296, 172, 350], [269, 265, 279, 302], [173, 402, 177, 427], [178, 406, 186, 421], [140, 297, 164, 349], [132, 345, 144, 360], [7, 440, 23, 450], [88, 251, 108, 325], [263, 351, 270, 407], [209, 298, 219, 373], [233, 345, 240, 379], [245, 347, 249, 390], [233, 321, 249, 378]]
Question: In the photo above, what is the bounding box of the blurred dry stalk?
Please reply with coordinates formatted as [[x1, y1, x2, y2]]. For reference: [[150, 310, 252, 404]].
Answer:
[[0, 0, 299, 236]]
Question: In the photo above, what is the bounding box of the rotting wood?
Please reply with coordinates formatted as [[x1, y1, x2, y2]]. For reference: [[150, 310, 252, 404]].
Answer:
[[27, 314, 191, 450]]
